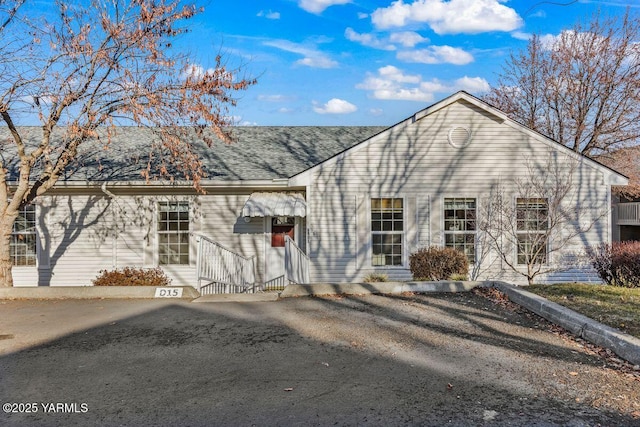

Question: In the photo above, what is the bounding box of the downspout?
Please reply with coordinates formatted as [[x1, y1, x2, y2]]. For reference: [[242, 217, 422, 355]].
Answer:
[[100, 182, 117, 269]]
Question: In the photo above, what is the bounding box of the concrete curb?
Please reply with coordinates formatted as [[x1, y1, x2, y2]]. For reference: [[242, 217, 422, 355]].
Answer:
[[490, 281, 640, 366], [0, 286, 200, 300], [192, 293, 280, 303], [279, 281, 481, 298]]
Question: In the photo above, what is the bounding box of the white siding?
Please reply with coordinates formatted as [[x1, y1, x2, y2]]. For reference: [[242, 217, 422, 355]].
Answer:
[[198, 194, 266, 283], [13, 191, 269, 287], [37, 194, 115, 286], [307, 99, 612, 284]]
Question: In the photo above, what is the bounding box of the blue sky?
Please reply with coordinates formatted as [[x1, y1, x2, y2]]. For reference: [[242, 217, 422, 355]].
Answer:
[[16, 0, 637, 127], [156, 1, 640, 126]]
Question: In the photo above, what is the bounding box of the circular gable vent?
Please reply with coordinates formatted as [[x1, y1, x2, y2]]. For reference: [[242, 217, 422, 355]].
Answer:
[[448, 127, 471, 148]]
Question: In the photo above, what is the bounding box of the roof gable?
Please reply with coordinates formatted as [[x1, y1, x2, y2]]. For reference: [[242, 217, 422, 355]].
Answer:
[[290, 91, 628, 187]]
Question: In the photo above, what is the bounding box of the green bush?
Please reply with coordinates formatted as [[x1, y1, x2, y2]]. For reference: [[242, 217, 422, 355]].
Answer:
[[92, 267, 172, 287], [363, 273, 388, 283], [409, 247, 469, 281], [587, 241, 640, 288]]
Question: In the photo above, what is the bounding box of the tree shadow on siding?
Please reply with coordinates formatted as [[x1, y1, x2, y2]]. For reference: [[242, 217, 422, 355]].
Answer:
[[309, 100, 490, 283], [37, 195, 112, 286]]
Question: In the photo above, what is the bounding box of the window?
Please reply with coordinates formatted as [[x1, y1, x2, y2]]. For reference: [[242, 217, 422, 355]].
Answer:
[[444, 198, 476, 263], [516, 198, 548, 265], [158, 201, 190, 265], [11, 204, 37, 266], [371, 198, 403, 266]]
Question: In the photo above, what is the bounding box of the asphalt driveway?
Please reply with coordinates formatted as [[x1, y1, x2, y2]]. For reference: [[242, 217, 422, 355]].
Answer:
[[1, 293, 639, 426]]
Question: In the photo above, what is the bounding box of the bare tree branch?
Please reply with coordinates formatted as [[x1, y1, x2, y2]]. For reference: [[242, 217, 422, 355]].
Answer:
[[0, 0, 256, 286], [485, 11, 640, 158]]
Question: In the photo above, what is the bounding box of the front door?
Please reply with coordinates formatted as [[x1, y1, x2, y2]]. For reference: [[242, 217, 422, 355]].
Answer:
[[265, 216, 296, 289]]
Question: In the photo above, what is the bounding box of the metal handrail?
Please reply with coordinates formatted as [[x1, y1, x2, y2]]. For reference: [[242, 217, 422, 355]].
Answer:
[[618, 202, 640, 225], [194, 233, 257, 294], [284, 235, 310, 284]]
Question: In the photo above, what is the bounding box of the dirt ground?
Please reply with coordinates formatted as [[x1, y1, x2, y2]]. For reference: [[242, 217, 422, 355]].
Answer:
[[1, 292, 639, 426]]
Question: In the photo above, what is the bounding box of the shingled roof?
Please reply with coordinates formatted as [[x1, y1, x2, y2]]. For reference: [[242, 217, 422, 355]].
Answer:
[[0, 126, 386, 183]]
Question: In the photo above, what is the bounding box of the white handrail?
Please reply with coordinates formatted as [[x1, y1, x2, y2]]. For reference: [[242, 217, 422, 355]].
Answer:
[[618, 202, 640, 225], [194, 233, 257, 294], [284, 235, 310, 284]]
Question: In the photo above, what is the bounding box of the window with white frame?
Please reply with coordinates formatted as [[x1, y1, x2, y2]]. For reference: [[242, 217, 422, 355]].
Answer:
[[516, 198, 548, 265], [11, 204, 37, 266], [444, 198, 476, 263], [371, 198, 403, 266], [158, 201, 190, 265]]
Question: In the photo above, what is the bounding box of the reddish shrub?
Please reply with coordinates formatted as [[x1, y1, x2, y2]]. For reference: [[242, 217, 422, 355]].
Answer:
[[587, 241, 640, 288], [409, 247, 469, 281], [92, 267, 172, 287]]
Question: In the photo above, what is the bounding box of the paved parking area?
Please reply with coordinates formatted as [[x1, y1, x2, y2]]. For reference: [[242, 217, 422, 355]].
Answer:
[[1, 293, 639, 426]]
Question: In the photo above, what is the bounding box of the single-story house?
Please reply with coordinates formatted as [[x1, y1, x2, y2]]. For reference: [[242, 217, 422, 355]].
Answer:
[[5, 91, 629, 290]]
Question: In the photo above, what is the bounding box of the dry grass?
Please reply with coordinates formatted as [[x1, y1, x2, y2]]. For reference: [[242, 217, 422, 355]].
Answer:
[[527, 283, 640, 339]]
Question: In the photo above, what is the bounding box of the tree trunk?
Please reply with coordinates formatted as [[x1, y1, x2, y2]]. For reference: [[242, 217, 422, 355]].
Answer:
[[0, 211, 17, 287]]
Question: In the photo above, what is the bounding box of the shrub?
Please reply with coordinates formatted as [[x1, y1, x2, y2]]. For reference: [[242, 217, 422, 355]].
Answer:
[[92, 267, 172, 287], [587, 241, 640, 288], [449, 273, 469, 281], [363, 273, 388, 283], [409, 247, 469, 281]]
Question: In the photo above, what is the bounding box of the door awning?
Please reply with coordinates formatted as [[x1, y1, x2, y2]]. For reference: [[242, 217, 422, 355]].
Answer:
[[242, 192, 306, 218]]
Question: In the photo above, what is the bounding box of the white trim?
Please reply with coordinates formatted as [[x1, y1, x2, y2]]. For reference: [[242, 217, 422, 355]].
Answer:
[[11, 179, 289, 190], [156, 198, 192, 266], [369, 196, 407, 269], [447, 126, 472, 148], [514, 196, 549, 267], [442, 196, 478, 264], [10, 203, 38, 269], [289, 91, 628, 188]]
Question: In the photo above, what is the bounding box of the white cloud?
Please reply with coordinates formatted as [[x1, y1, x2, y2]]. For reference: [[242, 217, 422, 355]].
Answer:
[[371, 0, 523, 35], [454, 76, 490, 93], [263, 39, 338, 68], [257, 94, 295, 102], [298, 0, 351, 14], [356, 65, 489, 102], [539, 31, 594, 51], [369, 108, 384, 116], [180, 64, 219, 80], [511, 31, 532, 41], [378, 65, 421, 84], [345, 29, 428, 51], [257, 10, 281, 19], [374, 87, 436, 102], [397, 45, 474, 65], [419, 79, 448, 93], [345, 28, 396, 51], [313, 98, 358, 114], [530, 10, 546, 18], [357, 12, 369, 19], [357, 66, 434, 101], [539, 33, 559, 50], [296, 57, 338, 68], [389, 31, 428, 47]]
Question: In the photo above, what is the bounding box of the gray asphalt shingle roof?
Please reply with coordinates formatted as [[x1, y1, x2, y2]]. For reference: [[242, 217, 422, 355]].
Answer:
[[1, 126, 386, 183]]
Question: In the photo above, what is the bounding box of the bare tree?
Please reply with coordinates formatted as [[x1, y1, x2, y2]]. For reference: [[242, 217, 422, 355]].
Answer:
[[484, 11, 640, 159], [479, 152, 607, 285], [0, 0, 255, 286], [597, 146, 640, 199]]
